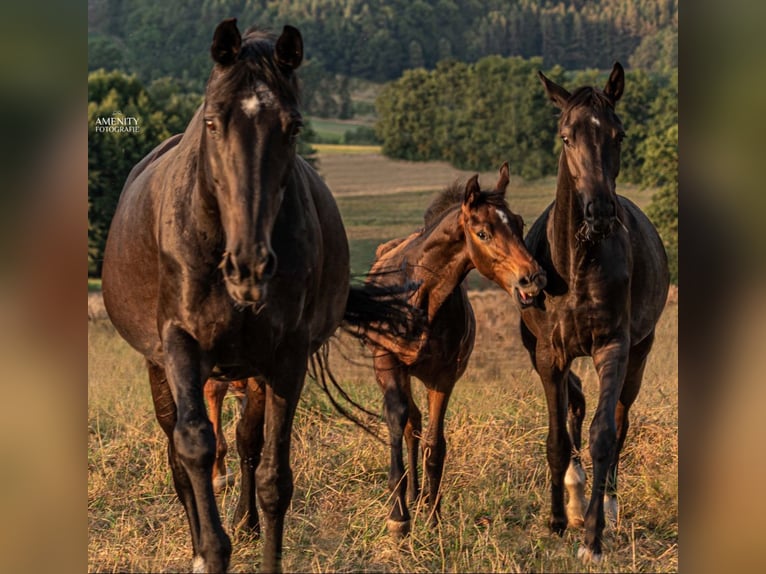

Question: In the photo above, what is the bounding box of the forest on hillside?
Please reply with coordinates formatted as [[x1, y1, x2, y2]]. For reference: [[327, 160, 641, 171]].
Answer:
[[88, 1, 678, 282], [89, 0, 677, 87]]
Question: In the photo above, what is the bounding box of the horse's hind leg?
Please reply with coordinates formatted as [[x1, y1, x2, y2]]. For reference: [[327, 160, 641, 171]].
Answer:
[[604, 332, 655, 529], [565, 371, 587, 527], [204, 379, 235, 493], [374, 352, 411, 537], [403, 376, 422, 504], [233, 378, 266, 534]]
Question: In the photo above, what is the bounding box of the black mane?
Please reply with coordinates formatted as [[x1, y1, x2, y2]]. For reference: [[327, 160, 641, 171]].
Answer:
[[423, 179, 508, 228]]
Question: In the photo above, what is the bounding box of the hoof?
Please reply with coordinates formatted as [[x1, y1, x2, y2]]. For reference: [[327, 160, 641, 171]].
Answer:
[[549, 517, 567, 536], [577, 545, 603, 564], [213, 472, 235, 494], [386, 519, 411, 539], [192, 555, 206, 573]]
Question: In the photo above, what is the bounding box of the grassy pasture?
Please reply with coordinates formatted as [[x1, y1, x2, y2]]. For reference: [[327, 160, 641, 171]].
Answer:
[[88, 151, 676, 572], [307, 117, 374, 144], [319, 150, 655, 287], [88, 294, 677, 573]]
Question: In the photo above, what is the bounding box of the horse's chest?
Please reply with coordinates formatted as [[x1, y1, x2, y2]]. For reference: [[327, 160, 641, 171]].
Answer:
[[552, 284, 629, 357]]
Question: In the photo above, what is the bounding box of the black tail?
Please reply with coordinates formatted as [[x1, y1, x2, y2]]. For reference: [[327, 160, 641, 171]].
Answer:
[[308, 344, 385, 444], [341, 271, 425, 344], [307, 272, 424, 440]]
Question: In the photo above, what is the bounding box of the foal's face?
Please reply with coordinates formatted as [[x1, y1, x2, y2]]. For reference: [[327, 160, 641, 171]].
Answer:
[[540, 63, 626, 239], [202, 20, 304, 305], [461, 166, 546, 307]]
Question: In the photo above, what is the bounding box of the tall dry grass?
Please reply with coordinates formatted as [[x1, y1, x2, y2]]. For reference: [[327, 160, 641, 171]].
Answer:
[[88, 289, 677, 573]]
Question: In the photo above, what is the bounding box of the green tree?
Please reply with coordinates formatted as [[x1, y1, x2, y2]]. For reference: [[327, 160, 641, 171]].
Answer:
[[88, 70, 200, 276], [644, 124, 678, 284]]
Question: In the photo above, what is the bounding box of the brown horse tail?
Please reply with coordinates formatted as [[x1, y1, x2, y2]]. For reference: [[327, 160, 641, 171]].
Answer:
[[308, 344, 385, 444]]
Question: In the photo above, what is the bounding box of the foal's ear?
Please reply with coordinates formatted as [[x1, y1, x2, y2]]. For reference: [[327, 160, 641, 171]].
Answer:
[[604, 62, 625, 104], [275, 25, 303, 71], [538, 70, 570, 110], [463, 175, 481, 208], [495, 162, 510, 196], [211, 18, 241, 66]]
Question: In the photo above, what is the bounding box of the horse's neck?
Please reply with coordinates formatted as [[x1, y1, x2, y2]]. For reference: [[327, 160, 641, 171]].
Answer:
[[413, 210, 472, 320], [549, 154, 587, 274]]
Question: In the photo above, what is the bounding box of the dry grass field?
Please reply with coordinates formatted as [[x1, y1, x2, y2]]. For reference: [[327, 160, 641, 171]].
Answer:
[[88, 151, 676, 573]]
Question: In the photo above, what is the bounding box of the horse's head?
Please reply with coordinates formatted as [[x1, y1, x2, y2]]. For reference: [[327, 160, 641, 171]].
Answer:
[[539, 62, 626, 240], [201, 19, 304, 305], [460, 163, 546, 307]]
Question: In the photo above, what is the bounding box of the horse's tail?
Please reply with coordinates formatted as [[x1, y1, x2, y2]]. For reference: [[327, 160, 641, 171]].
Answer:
[[307, 272, 424, 441], [308, 343, 385, 444], [341, 272, 424, 344]]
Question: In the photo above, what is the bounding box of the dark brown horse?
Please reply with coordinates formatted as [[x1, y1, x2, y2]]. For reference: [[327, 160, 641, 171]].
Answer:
[[518, 63, 669, 563], [102, 19, 414, 573], [365, 164, 546, 536]]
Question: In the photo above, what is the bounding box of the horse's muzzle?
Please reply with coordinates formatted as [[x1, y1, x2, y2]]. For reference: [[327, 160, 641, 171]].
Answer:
[[221, 245, 277, 305], [515, 269, 547, 308], [584, 198, 617, 238]]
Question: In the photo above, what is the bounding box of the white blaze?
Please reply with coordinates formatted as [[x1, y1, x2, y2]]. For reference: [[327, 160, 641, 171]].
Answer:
[[495, 208, 510, 226], [241, 94, 260, 117]]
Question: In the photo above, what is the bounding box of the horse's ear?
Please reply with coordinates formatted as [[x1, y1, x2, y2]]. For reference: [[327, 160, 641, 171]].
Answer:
[[538, 70, 570, 110], [211, 18, 241, 66], [496, 162, 510, 196], [463, 175, 481, 208], [275, 25, 303, 71], [604, 62, 625, 104]]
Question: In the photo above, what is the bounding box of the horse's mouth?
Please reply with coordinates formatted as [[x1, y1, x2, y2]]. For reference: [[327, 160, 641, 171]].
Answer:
[[515, 287, 538, 308], [224, 279, 269, 311]]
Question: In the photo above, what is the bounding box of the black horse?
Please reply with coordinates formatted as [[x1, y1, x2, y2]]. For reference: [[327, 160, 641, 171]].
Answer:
[[518, 63, 669, 563], [102, 19, 414, 573]]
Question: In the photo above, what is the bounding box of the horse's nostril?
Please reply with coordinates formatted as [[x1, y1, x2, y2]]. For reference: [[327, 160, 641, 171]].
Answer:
[[223, 253, 237, 280], [262, 253, 277, 279]]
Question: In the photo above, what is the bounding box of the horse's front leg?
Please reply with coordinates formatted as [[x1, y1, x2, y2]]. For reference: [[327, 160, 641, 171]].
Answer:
[[422, 383, 454, 526], [536, 347, 572, 536], [579, 337, 629, 563], [256, 339, 308, 573], [162, 324, 231, 573]]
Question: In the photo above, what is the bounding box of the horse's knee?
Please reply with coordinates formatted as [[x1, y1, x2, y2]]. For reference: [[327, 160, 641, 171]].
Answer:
[[255, 463, 294, 516], [174, 419, 216, 468], [384, 392, 408, 434]]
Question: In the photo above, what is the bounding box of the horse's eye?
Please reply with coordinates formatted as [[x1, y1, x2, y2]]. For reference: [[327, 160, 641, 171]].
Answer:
[[561, 135, 570, 146], [477, 230, 489, 241], [205, 119, 217, 133]]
